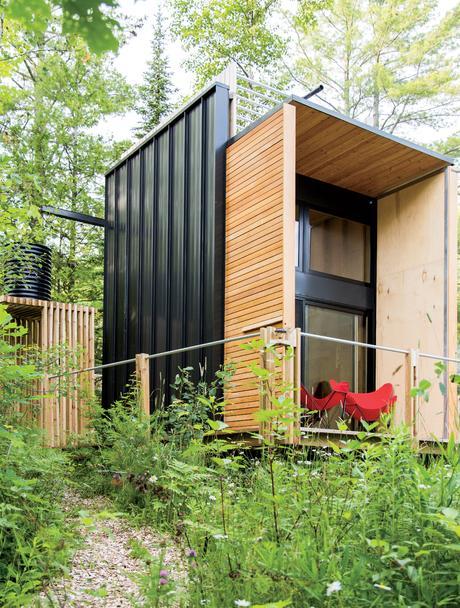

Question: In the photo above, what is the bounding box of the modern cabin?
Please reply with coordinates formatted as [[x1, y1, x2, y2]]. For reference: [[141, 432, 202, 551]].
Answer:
[[104, 69, 458, 443]]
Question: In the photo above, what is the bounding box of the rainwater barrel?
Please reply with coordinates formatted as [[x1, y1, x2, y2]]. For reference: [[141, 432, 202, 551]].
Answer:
[[5, 243, 52, 301]]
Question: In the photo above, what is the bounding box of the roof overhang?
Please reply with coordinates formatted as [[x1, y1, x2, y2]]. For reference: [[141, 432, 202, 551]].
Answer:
[[290, 96, 453, 198]]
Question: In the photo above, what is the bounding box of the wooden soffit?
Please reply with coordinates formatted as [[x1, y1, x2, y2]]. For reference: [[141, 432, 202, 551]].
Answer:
[[291, 97, 452, 198]]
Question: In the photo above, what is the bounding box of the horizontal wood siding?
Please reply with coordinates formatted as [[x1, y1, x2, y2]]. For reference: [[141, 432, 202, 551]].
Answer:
[[224, 104, 296, 430]]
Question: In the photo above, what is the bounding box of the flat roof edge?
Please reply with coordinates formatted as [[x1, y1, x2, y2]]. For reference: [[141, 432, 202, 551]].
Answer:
[[105, 81, 230, 176], [290, 95, 455, 166]]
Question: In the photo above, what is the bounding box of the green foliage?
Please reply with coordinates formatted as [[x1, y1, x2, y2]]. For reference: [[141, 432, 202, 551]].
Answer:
[[135, 9, 176, 138], [169, 0, 288, 86], [0, 425, 71, 606], [165, 362, 235, 447], [0, 18, 133, 357], [0, 306, 72, 605], [2, 0, 121, 53], [69, 354, 460, 607], [291, 0, 460, 133], [0, 305, 40, 420]]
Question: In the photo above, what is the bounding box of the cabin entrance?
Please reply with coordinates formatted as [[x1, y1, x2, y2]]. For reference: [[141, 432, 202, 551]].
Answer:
[[295, 176, 376, 394]]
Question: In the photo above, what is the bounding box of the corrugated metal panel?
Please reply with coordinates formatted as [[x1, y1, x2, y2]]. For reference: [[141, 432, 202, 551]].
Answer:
[[103, 84, 229, 409]]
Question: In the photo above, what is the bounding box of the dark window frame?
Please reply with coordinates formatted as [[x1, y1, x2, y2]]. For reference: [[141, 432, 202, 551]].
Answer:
[[295, 175, 377, 390]]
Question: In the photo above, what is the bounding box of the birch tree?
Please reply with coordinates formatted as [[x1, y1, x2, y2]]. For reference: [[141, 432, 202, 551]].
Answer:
[[291, 0, 460, 133]]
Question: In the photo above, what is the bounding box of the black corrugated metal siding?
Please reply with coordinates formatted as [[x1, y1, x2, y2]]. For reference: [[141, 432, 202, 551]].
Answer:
[[103, 84, 229, 409]]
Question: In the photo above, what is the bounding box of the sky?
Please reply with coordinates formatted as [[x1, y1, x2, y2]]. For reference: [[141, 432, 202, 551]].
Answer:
[[103, 0, 459, 144]]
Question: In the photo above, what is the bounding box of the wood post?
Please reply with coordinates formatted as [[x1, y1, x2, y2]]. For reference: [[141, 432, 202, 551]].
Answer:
[[135, 353, 151, 418], [259, 327, 274, 441], [258, 326, 301, 444], [404, 348, 419, 438]]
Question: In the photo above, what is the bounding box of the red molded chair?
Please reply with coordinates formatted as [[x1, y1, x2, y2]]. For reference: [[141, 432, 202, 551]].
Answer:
[[301, 379, 350, 411], [344, 383, 396, 422]]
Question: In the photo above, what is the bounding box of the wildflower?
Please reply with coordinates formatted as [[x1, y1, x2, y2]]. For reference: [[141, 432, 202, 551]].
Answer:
[[326, 581, 342, 596], [208, 494, 217, 501], [213, 533, 228, 540], [159, 577, 168, 586], [148, 475, 158, 484], [186, 548, 197, 558], [159, 569, 169, 578], [234, 601, 251, 607], [200, 601, 210, 605], [418, 483, 428, 489], [374, 583, 392, 591]]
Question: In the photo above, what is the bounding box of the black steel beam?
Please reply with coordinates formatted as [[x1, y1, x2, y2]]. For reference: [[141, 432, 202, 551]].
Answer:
[[40, 205, 106, 227]]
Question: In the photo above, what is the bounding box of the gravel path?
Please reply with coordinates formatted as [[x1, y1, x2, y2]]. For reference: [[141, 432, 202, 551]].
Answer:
[[39, 491, 184, 607]]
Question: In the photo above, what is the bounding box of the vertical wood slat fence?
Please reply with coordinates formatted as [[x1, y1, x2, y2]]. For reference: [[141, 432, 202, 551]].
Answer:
[[1, 295, 95, 447]]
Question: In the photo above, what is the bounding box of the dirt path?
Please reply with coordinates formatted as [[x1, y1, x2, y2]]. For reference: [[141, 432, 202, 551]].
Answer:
[[39, 491, 184, 607]]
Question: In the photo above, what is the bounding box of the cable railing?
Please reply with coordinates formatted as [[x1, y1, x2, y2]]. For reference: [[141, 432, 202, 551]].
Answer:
[[216, 63, 324, 135], [300, 330, 460, 364], [235, 72, 289, 132], [43, 326, 458, 443], [48, 332, 260, 380]]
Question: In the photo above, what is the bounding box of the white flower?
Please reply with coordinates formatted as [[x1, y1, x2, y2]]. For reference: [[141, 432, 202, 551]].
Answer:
[[374, 583, 392, 591], [418, 484, 428, 489], [200, 601, 210, 605], [326, 581, 342, 596], [148, 475, 158, 484], [213, 533, 228, 540], [234, 601, 251, 607], [208, 494, 217, 501]]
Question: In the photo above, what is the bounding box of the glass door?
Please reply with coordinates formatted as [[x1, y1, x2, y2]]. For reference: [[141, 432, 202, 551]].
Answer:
[[304, 304, 367, 394]]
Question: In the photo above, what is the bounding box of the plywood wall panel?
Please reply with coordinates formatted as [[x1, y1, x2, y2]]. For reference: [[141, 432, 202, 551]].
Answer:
[[376, 169, 458, 440], [224, 104, 296, 430]]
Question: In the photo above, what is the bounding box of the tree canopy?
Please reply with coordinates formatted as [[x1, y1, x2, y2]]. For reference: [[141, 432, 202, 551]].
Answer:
[[1, 0, 121, 53]]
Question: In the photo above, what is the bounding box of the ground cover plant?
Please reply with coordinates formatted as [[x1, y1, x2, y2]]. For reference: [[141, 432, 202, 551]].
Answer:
[[0, 306, 72, 607], [71, 369, 460, 608]]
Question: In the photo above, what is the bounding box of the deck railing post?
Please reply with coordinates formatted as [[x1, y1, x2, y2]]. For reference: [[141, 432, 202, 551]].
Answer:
[[135, 353, 151, 418], [259, 327, 274, 441], [283, 327, 301, 445], [258, 326, 301, 445]]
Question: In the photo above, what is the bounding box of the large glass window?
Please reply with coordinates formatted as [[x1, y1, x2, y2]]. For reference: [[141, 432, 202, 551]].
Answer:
[[304, 304, 367, 394], [309, 210, 370, 282]]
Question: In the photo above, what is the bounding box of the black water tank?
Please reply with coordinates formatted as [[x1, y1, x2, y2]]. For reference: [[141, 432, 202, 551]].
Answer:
[[5, 243, 52, 301]]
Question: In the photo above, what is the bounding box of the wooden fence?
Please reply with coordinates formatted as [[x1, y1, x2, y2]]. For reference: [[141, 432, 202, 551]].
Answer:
[[1, 295, 95, 447]]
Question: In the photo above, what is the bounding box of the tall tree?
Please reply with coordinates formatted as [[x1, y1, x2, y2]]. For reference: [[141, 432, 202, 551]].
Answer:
[[135, 10, 175, 138], [0, 18, 133, 307], [290, 0, 460, 133], [169, 0, 293, 86]]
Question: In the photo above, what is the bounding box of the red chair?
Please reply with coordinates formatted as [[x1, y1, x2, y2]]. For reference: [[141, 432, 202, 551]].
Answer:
[[344, 383, 396, 422], [301, 379, 349, 411]]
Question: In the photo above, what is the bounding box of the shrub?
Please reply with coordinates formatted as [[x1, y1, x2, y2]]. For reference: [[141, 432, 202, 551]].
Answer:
[[0, 425, 71, 607]]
